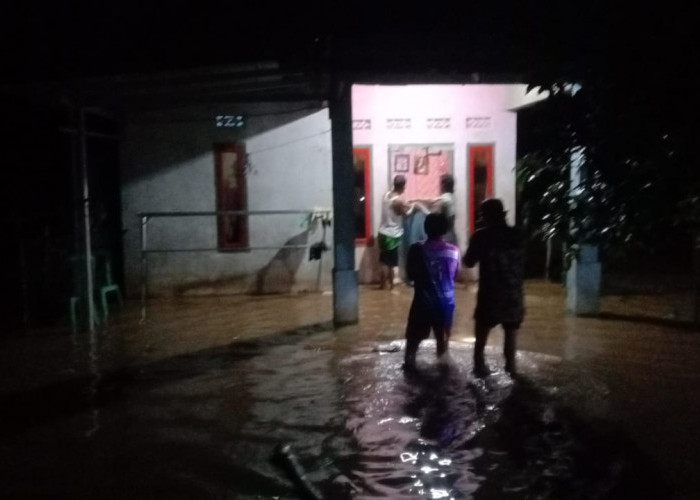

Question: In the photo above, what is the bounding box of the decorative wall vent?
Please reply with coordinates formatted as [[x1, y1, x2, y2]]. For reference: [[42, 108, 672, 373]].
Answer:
[[427, 118, 451, 129], [387, 118, 411, 130], [465, 117, 491, 129], [352, 119, 372, 130]]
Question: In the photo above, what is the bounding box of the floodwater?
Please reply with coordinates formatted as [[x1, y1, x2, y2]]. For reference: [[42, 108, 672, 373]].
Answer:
[[0, 281, 695, 498]]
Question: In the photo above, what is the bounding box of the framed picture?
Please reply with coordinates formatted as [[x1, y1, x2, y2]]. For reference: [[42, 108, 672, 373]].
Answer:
[[394, 154, 409, 173], [413, 154, 429, 175]]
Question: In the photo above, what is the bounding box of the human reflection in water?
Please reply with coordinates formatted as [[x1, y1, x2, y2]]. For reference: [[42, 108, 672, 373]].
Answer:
[[399, 362, 488, 497], [398, 365, 665, 498], [403, 364, 469, 448]]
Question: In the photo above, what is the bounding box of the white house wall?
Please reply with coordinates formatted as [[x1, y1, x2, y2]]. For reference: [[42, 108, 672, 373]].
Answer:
[[352, 84, 545, 283], [121, 104, 332, 297]]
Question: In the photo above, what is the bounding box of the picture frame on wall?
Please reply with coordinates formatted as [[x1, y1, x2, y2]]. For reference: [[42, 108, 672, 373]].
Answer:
[[394, 153, 409, 173], [413, 154, 429, 175]]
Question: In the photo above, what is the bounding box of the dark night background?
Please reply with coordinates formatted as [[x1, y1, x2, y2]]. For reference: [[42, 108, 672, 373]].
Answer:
[[0, 2, 697, 330]]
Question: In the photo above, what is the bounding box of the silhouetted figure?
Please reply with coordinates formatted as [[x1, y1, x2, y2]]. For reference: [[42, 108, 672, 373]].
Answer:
[[463, 198, 525, 377], [404, 213, 460, 367]]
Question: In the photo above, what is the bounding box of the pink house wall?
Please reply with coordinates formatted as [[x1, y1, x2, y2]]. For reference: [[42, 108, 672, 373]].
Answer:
[[351, 83, 547, 282]]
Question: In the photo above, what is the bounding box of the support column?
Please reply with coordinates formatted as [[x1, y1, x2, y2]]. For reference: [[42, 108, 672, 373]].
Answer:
[[79, 106, 98, 332], [565, 147, 601, 315], [693, 233, 700, 325], [330, 78, 358, 325], [566, 244, 601, 314]]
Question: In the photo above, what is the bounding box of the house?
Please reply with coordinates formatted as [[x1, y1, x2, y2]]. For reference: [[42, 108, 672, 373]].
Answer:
[[0, 37, 549, 330], [119, 73, 547, 297], [351, 83, 547, 282]]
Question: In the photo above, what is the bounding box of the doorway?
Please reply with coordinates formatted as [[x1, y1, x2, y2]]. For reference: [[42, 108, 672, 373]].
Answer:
[[467, 144, 494, 234]]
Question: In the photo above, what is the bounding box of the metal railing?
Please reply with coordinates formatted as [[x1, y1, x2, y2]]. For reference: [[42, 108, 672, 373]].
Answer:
[[138, 209, 332, 321]]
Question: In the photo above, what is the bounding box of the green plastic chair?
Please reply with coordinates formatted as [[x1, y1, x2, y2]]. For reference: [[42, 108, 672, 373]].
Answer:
[[69, 255, 102, 331], [99, 257, 123, 320]]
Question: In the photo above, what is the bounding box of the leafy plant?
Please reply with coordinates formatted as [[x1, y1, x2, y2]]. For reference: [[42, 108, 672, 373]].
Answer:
[[517, 78, 698, 273]]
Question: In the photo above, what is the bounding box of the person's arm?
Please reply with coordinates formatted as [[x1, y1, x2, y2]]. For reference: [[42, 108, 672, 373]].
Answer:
[[391, 198, 413, 216], [463, 233, 480, 268], [453, 248, 462, 280], [410, 196, 442, 213], [411, 201, 431, 214], [406, 243, 421, 282]]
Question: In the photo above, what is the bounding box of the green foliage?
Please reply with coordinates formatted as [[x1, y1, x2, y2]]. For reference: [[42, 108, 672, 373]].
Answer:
[[517, 79, 698, 269]]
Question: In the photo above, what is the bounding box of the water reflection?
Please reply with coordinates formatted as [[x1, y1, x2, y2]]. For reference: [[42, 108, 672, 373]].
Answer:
[[0, 328, 666, 498], [327, 339, 659, 499]]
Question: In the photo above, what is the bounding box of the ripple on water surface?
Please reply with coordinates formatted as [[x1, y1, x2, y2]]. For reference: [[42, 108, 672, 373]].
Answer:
[[1, 331, 666, 499]]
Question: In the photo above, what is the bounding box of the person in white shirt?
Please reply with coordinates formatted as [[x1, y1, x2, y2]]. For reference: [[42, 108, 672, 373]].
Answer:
[[411, 174, 457, 246], [377, 175, 414, 290]]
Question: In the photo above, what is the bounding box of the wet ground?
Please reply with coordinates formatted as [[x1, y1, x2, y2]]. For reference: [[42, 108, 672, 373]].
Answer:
[[1, 281, 699, 498]]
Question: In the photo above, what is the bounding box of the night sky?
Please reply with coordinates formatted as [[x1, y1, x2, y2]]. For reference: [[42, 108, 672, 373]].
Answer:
[[1, 3, 694, 85]]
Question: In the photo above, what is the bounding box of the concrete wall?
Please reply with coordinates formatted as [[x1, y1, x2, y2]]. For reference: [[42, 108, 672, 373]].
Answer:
[[121, 103, 333, 297], [120, 85, 547, 295], [351, 84, 547, 283]]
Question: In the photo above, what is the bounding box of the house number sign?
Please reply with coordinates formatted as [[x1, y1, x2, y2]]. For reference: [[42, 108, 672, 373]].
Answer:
[[216, 115, 246, 128]]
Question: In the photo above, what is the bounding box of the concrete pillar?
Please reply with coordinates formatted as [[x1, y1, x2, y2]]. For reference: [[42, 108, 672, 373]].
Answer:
[[565, 147, 601, 315], [330, 78, 359, 325], [566, 244, 602, 315], [693, 233, 700, 325]]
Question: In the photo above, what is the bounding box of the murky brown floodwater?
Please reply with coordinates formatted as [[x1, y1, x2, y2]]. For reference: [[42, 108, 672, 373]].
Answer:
[[3, 281, 699, 498], [0, 328, 665, 498]]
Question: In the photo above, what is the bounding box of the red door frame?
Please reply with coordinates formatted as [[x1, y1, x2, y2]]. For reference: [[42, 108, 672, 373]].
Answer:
[[353, 146, 372, 244], [468, 144, 494, 235], [214, 142, 249, 250]]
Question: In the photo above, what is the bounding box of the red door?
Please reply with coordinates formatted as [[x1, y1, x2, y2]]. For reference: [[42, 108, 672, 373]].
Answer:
[[214, 143, 248, 249], [353, 147, 371, 244], [468, 144, 494, 234]]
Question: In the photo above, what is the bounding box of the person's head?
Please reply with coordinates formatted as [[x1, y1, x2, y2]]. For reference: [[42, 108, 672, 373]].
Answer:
[[440, 174, 454, 194], [424, 212, 449, 239], [479, 198, 507, 226], [393, 175, 406, 193]]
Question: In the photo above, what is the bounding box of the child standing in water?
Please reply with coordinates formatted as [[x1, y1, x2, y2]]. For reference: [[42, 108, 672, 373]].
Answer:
[[403, 213, 461, 368]]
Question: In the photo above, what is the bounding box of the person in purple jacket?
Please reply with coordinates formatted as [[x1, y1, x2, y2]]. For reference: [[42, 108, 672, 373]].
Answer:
[[403, 213, 461, 368]]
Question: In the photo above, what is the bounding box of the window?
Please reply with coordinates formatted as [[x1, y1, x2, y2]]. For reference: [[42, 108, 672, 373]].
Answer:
[[353, 147, 371, 243], [214, 143, 248, 250], [468, 144, 494, 234]]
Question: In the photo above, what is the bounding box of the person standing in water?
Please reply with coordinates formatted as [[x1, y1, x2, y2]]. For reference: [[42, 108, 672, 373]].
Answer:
[[403, 213, 460, 368], [463, 198, 525, 377], [377, 175, 415, 290]]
